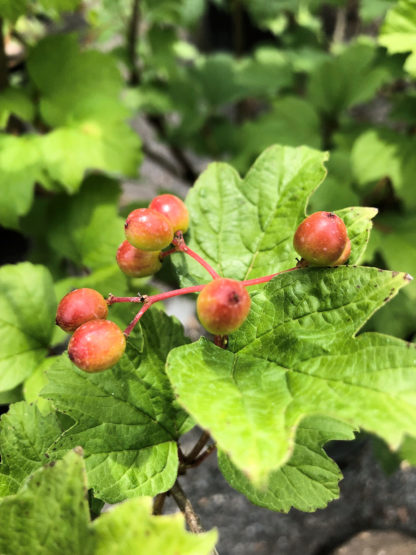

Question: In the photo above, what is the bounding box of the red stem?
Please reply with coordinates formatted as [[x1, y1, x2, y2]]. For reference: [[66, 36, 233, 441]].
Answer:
[[242, 266, 298, 287], [114, 265, 300, 335], [124, 302, 152, 336], [162, 231, 220, 279], [179, 245, 219, 279]]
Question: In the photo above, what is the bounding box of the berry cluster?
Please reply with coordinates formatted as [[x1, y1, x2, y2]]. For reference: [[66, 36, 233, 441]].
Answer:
[[56, 199, 350, 373]]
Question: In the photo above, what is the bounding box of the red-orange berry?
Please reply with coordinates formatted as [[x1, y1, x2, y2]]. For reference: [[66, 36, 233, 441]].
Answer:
[[56, 288, 108, 332], [149, 194, 189, 233], [293, 211, 349, 266], [116, 240, 162, 277], [333, 237, 351, 266], [125, 208, 174, 251], [68, 319, 126, 373], [197, 278, 251, 335]]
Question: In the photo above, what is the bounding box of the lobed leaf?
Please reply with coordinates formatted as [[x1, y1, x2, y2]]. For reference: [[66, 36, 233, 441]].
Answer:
[[173, 144, 329, 286], [93, 496, 217, 555], [174, 145, 376, 287], [41, 310, 191, 503], [167, 266, 416, 483], [0, 448, 217, 554], [218, 416, 355, 513], [0, 450, 93, 554]]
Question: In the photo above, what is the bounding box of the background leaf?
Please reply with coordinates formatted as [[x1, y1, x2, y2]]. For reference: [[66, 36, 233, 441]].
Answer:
[[0, 263, 56, 392]]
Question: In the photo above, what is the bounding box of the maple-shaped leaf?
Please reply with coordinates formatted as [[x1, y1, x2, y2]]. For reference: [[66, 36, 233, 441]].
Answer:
[[167, 266, 416, 484], [172, 145, 376, 286], [0, 449, 217, 555], [41, 310, 192, 503]]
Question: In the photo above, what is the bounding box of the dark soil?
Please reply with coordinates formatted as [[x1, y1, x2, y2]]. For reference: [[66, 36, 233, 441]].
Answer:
[[164, 431, 416, 555]]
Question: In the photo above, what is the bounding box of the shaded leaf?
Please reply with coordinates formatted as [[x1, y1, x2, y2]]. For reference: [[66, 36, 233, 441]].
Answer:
[[219, 416, 355, 512], [42, 310, 190, 502], [0, 263, 56, 392]]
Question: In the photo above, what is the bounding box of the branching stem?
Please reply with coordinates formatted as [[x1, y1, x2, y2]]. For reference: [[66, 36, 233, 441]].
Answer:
[[162, 232, 220, 279], [184, 431, 211, 463], [110, 265, 301, 335], [171, 480, 204, 533], [153, 492, 167, 515]]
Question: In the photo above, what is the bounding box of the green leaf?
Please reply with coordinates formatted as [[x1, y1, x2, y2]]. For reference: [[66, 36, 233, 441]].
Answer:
[[351, 128, 416, 208], [231, 97, 321, 173], [219, 416, 355, 512], [360, 0, 394, 23], [39, 120, 141, 192], [0, 0, 80, 20], [0, 450, 94, 554], [0, 0, 28, 20], [28, 34, 124, 128], [0, 87, 34, 128], [334, 207, 378, 265], [0, 447, 217, 554], [399, 435, 416, 464], [173, 145, 328, 286], [27, 34, 141, 191], [41, 310, 190, 503], [0, 135, 43, 229], [0, 263, 56, 392], [23, 357, 59, 415], [93, 497, 218, 555], [309, 150, 360, 212], [174, 145, 372, 287], [0, 402, 63, 496], [308, 40, 392, 115], [167, 267, 416, 483], [45, 175, 125, 270], [365, 213, 416, 300], [379, 0, 416, 76]]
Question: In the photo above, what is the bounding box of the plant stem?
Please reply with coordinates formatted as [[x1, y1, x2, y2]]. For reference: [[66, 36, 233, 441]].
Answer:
[[127, 0, 140, 85], [153, 492, 167, 515], [0, 19, 9, 91], [184, 431, 211, 463], [170, 480, 204, 533], [172, 231, 220, 279], [241, 266, 298, 287], [171, 481, 219, 554], [124, 302, 151, 336], [111, 265, 302, 335], [191, 444, 217, 468]]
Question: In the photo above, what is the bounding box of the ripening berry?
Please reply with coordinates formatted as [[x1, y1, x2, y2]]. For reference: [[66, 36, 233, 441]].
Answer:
[[197, 278, 251, 335], [149, 194, 189, 233], [56, 288, 108, 332], [125, 208, 174, 251], [293, 211, 349, 266], [333, 237, 351, 266], [116, 240, 162, 277], [68, 319, 126, 373]]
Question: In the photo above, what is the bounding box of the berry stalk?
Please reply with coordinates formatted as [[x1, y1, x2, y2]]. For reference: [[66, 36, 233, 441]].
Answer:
[[113, 266, 300, 336], [162, 231, 220, 280]]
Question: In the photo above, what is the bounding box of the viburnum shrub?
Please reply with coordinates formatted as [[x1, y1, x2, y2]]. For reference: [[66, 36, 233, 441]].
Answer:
[[2, 145, 416, 554]]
